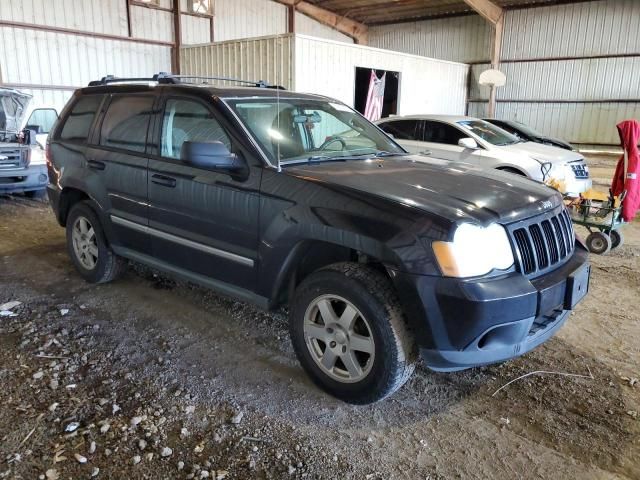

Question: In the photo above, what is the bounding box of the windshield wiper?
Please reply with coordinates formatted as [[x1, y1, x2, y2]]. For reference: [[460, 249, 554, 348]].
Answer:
[[374, 151, 403, 157]]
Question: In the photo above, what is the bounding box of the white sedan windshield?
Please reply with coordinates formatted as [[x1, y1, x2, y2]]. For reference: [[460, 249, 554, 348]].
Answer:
[[458, 120, 520, 146]]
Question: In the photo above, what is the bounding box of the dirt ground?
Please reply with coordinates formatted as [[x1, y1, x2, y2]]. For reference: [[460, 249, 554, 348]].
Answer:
[[1, 154, 639, 480]]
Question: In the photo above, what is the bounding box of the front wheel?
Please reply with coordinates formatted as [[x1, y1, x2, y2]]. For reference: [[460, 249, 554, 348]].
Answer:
[[66, 201, 127, 283], [289, 263, 416, 404]]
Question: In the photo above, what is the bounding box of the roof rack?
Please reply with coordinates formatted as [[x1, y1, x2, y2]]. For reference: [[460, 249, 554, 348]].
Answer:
[[87, 72, 285, 89]]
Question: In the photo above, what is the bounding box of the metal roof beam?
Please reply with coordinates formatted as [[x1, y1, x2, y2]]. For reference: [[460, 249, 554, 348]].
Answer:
[[461, 0, 502, 24], [273, 0, 369, 44]]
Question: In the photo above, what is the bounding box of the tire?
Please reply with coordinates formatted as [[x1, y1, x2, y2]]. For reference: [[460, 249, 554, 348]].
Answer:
[[289, 262, 416, 404], [609, 230, 624, 250], [585, 231, 612, 255], [66, 201, 127, 283]]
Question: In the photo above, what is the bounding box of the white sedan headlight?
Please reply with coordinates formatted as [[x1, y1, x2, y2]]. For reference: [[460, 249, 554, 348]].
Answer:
[[432, 223, 514, 278]]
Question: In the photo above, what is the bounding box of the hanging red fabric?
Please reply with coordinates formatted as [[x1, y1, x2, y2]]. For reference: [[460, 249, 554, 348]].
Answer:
[[363, 70, 386, 122], [611, 119, 640, 222]]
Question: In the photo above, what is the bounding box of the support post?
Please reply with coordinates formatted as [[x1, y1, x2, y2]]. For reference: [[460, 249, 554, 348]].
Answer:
[[172, 0, 182, 74], [125, 0, 132, 37], [288, 4, 295, 33], [488, 14, 503, 118], [462, 0, 504, 118]]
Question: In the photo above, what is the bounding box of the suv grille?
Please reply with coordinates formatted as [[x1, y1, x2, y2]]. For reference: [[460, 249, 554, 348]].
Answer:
[[510, 208, 574, 276]]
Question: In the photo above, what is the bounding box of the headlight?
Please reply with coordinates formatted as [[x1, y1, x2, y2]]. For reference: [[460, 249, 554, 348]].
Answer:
[[432, 223, 514, 278]]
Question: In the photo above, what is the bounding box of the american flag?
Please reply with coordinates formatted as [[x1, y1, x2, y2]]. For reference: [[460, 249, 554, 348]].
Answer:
[[364, 70, 386, 122]]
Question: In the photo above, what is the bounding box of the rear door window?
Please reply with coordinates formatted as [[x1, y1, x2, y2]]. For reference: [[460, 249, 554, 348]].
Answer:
[[422, 121, 466, 145], [59, 95, 102, 142], [379, 120, 417, 140], [100, 95, 154, 153]]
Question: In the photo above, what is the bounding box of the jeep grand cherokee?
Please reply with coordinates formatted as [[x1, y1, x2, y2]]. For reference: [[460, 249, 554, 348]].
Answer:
[[46, 74, 590, 404]]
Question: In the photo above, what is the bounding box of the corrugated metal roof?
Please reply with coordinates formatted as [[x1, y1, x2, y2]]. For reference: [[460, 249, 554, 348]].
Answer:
[[306, 0, 592, 25]]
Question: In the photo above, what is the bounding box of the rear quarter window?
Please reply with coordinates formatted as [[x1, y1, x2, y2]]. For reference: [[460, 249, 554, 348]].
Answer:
[[100, 95, 154, 153], [59, 95, 103, 142]]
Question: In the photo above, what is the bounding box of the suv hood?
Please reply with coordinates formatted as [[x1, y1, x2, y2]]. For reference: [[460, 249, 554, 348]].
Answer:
[[0, 88, 32, 134], [285, 155, 562, 225], [498, 141, 583, 164]]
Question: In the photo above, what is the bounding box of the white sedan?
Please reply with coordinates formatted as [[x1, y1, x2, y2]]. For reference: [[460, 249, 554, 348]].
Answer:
[[376, 115, 591, 196]]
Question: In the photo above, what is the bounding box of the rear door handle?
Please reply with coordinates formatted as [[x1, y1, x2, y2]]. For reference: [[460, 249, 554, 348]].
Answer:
[[420, 150, 432, 156], [151, 174, 177, 188], [87, 160, 105, 170]]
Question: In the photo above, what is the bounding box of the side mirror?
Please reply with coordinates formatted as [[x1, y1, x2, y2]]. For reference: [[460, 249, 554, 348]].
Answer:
[[385, 132, 396, 139], [181, 141, 245, 173], [458, 137, 479, 150]]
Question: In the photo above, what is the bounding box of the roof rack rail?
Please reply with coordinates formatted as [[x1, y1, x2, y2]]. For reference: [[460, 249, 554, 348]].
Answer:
[[87, 72, 177, 86], [87, 72, 285, 89], [169, 75, 285, 89]]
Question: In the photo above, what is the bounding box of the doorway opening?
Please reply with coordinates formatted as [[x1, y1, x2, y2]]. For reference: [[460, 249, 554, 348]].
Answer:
[[354, 67, 400, 119]]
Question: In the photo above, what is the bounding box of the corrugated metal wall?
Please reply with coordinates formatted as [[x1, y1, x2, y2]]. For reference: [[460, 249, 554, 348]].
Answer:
[[181, 34, 469, 116], [0, 0, 177, 112], [371, 0, 640, 147], [181, 35, 295, 89], [213, 0, 287, 42], [369, 15, 491, 64]]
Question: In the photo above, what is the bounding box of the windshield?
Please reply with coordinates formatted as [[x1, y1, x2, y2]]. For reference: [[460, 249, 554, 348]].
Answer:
[[509, 121, 543, 138], [225, 98, 405, 165], [458, 119, 520, 146]]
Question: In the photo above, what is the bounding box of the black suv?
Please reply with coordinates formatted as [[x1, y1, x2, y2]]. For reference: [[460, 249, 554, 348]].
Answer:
[[46, 74, 590, 404]]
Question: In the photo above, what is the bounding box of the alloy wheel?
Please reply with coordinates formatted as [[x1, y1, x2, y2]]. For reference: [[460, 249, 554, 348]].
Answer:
[[72, 216, 98, 270], [303, 294, 375, 383]]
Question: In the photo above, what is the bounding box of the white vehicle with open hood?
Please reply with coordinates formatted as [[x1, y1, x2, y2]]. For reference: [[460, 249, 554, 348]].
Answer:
[[375, 115, 591, 196], [1, 87, 58, 197]]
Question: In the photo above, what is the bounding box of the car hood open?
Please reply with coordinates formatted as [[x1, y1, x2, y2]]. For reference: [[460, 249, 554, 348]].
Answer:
[[0, 88, 32, 134], [499, 141, 583, 164], [285, 155, 562, 225]]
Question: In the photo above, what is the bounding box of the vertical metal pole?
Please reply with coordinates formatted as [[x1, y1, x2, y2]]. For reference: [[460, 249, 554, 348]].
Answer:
[[288, 5, 295, 33], [125, 0, 132, 37], [488, 14, 503, 118], [173, 0, 182, 74]]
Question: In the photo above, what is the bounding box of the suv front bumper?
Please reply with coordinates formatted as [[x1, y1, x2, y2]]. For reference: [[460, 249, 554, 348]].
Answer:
[[394, 245, 590, 371]]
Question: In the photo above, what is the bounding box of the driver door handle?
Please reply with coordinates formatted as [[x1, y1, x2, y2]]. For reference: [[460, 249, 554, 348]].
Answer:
[[420, 150, 432, 156], [87, 160, 105, 170], [151, 174, 177, 188]]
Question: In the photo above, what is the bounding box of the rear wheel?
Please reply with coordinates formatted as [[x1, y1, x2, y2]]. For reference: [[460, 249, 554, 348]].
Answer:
[[586, 231, 611, 255], [609, 230, 624, 250], [289, 263, 416, 404], [66, 201, 127, 283]]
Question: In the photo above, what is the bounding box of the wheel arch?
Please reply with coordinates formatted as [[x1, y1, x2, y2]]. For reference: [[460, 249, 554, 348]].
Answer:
[[267, 238, 395, 309], [58, 187, 91, 226], [496, 165, 529, 177]]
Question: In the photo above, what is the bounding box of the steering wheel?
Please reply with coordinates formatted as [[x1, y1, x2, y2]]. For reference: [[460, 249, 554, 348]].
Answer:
[[319, 136, 347, 151]]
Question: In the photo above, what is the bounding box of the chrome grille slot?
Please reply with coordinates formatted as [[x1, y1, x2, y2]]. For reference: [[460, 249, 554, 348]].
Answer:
[[541, 220, 559, 264], [529, 224, 548, 269], [513, 229, 535, 274], [509, 208, 575, 277], [0, 148, 24, 169]]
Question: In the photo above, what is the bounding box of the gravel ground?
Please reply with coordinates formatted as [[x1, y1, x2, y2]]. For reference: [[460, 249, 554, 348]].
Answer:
[[1, 156, 639, 479]]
